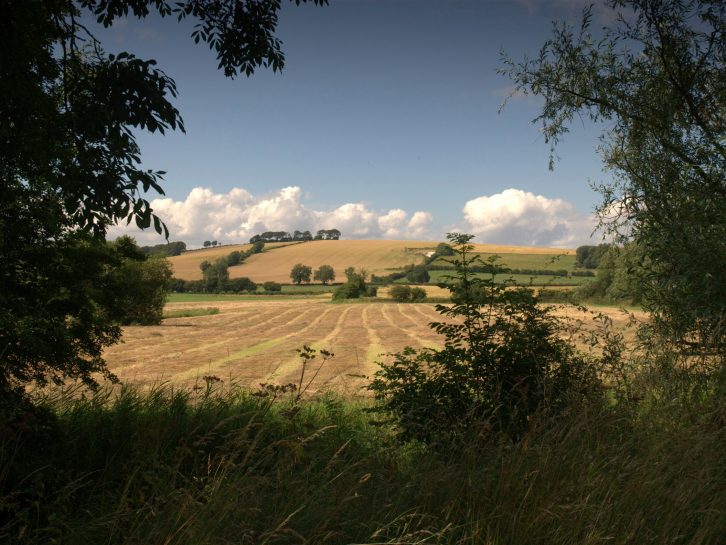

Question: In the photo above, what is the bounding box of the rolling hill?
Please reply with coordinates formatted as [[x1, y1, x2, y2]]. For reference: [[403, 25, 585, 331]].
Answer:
[[168, 239, 577, 283]]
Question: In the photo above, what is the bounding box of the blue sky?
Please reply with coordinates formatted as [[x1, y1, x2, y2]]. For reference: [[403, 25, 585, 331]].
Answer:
[[99, 0, 615, 247]]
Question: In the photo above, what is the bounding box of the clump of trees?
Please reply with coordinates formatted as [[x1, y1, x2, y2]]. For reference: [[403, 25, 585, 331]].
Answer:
[[263, 281, 282, 293], [333, 268, 376, 300], [203, 240, 220, 248], [140, 241, 187, 257], [575, 244, 612, 269], [249, 229, 341, 244], [389, 285, 427, 302]]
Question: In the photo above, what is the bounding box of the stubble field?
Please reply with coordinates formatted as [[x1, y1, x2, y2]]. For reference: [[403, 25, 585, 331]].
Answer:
[[105, 297, 642, 395]]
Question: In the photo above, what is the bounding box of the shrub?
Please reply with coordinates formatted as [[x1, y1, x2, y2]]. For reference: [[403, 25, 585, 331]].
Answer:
[[263, 281, 282, 293], [227, 277, 257, 293], [409, 287, 426, 302], [405, 265, 430, 284], [333, 268, 369, 300], [389, 285, 412, 302], [227, 250, 243, 266], [369, 233, 602, 446]]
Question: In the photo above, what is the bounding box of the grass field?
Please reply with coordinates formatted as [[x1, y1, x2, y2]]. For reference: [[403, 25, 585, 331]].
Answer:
[[428, 269, 593, 286], [105, 299, 642, 393], [431, 252, 577, 271], [167, 239, 578, 283]]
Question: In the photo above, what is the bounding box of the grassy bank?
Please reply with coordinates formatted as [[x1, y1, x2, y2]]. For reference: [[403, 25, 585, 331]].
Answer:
[[2, 377, 724, 545]]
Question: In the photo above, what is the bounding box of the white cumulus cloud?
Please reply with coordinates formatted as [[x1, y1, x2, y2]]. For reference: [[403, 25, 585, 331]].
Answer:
[[462, 188, 596, 247], [109, 186, 433, 246]]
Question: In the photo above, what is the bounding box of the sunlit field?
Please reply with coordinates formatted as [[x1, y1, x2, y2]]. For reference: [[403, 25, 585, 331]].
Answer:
[[105, 298, 642, 394]]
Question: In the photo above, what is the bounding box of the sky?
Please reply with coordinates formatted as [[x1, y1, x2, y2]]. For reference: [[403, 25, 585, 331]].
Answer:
[[99, 0, 618, 248]]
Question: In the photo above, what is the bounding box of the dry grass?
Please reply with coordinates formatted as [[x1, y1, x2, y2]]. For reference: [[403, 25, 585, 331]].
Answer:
[[104, 299, 643, 394], [167, 242, 296, 279]]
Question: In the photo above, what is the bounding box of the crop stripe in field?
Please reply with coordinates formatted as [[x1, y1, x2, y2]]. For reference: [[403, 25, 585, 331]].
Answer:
[[379, 304, 429, 348], [362, 305, 386, 366], [175, 305, 341, 382], [393, 304, 443, 349], [262, 305, 354, 384]]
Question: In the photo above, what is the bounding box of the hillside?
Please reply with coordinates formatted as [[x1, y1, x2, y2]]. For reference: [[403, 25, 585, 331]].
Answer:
[[168, 239, 576, 283]]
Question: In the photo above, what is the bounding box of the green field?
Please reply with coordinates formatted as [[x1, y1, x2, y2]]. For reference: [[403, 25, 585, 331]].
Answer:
[[431, 252, 577, 271], [427, 269, 593, 286]]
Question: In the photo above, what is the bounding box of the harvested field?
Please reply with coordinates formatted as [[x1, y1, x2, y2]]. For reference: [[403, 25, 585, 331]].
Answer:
[[168, 241, 297, 279], [105, 299, 644, 396]]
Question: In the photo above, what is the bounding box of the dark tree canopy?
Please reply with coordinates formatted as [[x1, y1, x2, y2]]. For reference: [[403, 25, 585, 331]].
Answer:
[[1, 0, 327, 403], [502, 0, 726, 351]]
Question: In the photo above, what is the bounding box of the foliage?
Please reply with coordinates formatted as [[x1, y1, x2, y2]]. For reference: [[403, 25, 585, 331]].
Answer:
[[577, 243, 643, 304], [370, 234, 601, 445], [1, 0, 327, 404], [389, 285, 426, 302], [226, 250, 243, 266], [2, 371, 723, 545], [333, 268, 369, 300], [250, 241, 265, 254], [263, 281, 282, 293], [502, 0, 726, 354], [290, 263, 312, 285], [140, 241, 187, 257], [575, 244, 611, 269], [434, 242, 455, 257], [315, 229, 341, 240], [107, 239, 173, 325], [226, 277, 257, 293], [313, 264, 335, 285], [200, 257, 229, 293], [405, 264, 430, 284]]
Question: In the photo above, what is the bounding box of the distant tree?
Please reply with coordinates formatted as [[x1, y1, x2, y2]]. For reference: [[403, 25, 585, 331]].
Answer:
[[249, 234, 262, 244], [435, 242, 455, 257], [406, 265, 430, 284], [315, 229, 341, 240], [203, 241, 211, 248], [290, 263, 312, 285], [227, 251, 243, 266], [201, 258, 229, 292], [313, 264, 335, 285], [211, 240, 218, 247], [251, 241, 265, 254], [200, 260, 211, 272]]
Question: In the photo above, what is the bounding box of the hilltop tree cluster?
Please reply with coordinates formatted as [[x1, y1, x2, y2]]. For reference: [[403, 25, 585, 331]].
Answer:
[[249, 229, 341, 243]]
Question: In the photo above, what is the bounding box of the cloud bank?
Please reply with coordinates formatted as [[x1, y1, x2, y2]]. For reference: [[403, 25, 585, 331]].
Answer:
[[109, 186, 433, 246], [462, 188, 596, 248], [109, 185, 595, 248]]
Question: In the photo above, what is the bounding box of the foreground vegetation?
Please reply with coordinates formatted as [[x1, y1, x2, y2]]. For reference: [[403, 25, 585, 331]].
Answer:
[[2, 367, 723, 545]]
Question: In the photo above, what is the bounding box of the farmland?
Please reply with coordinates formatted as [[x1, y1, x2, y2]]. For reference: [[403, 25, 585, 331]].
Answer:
[[167, 239, 578, 283], [104, 298, 642, 393]]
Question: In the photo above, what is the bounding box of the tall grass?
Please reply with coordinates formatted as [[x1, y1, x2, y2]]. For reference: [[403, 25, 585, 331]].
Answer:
[[2, 371, 724, 545]]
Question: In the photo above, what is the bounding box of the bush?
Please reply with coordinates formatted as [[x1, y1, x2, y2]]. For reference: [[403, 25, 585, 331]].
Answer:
[[227, 251, 243, 266], [389, 285, 412, 302], [333, 268, 369, 300], [262, 281, 282, 293], [409, 286, 426, 302], [405, 265, 430, 284], [227, 277, 257, 293], [369, 233, 602, 446]]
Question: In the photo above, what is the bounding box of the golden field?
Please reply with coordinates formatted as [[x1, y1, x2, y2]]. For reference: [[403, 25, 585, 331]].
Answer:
[[105, 297, 642, 395], [168, 239, 576, 283]]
